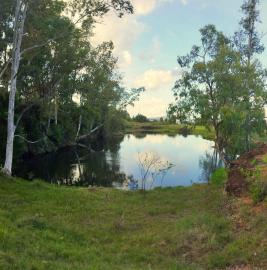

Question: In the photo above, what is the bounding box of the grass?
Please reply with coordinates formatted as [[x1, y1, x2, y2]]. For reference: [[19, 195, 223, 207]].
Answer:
[[125, 121, 215, 140], [262, 154, 267, 164], [210, 168, 228, 186], [0, 176, 267, 269]]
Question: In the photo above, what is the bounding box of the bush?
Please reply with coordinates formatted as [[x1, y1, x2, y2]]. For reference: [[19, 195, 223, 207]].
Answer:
[[250, 180, 267, 204], [210, 168, 228, 186], [133, 114, 149, 123]]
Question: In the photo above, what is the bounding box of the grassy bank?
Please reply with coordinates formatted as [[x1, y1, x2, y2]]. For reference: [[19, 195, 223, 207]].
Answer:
[[0, 176, 267, 269], [125, 121, 215, 140]]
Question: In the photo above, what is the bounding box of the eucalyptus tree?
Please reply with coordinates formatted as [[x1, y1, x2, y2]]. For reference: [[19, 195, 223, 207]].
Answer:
[[169, 24, 266, 158], [2, 0, 28, 175], [233, 0, 265, 151], [1, 0, 134, 175], [234, 0, 264, 64]]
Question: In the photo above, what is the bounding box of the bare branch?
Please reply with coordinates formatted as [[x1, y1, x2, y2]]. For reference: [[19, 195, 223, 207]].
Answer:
[[15, 103, 35, 129], [76, 124, 103, 141], [14, 134, 46, 144], [0, 58, 12, 80], [20, 39, 54, 56]]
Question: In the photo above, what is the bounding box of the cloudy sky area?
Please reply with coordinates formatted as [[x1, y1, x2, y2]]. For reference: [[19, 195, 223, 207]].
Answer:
[[92, 0, 267, 118]]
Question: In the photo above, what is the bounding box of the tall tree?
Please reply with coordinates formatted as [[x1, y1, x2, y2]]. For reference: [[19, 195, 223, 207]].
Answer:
[[2, 0, 28, 175], [234, 0, 265, 150], [234, 0, 264, 64], [1, 0, 134, 175], [169, 25, 266, 159]]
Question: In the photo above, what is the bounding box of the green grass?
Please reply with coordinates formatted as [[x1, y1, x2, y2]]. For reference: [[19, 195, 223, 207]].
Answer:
[[210, 168, 228, 186], [0, 176, 267, 269], [125, 121, 215, 140], [262, 154, 267, 164]]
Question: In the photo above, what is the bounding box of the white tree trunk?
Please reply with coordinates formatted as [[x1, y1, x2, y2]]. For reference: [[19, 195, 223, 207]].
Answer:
[[3, 0, 28, 175], [54, 93, 58, 125], [75, 115, 82, 140]]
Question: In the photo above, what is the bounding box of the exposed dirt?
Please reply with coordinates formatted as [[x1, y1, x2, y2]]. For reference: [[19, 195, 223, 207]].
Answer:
[[225, 143, 267, 196], [224, 266, 257, 270], [226, 168, 248, 196]]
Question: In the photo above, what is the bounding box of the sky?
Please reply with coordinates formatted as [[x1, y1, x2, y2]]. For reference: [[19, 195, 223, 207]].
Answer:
[[92, 0, 267, 118]]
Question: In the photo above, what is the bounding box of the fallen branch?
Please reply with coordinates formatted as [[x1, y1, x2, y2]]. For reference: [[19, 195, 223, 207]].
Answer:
[[76, 124, 103, 141]]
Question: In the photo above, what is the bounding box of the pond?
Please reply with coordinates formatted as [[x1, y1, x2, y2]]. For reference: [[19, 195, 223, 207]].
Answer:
[[16, 133, 223, 189]]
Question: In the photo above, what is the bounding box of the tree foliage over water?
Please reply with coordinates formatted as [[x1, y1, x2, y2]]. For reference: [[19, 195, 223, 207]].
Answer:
[[168, 0, 267, 158], [0, 0, 142, 174]]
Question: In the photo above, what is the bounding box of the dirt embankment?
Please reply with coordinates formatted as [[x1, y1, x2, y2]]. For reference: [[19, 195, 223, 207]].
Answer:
[[225, 144, 267, 196]]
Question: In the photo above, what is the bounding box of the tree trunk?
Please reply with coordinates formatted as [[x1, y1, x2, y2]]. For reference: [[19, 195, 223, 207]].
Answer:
[[2, 0, 28, 175], [75, 115, 82, 140], [54, 93, 58, 125]]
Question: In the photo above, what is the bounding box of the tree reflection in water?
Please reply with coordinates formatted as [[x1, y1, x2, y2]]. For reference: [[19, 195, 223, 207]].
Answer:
[[16, 135, 131, 187], [16, 134, 218, 189], [199, 149, 224, 182]]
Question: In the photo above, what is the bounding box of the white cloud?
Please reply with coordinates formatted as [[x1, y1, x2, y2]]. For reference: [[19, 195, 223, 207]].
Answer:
[[132, 0, 157, 15], [119, 50, 133, 68], [90, 0, 179, 117], [128, 96, 169, 117], [92, 13, 145, 55], [91, 0, 175, 68], [133, 69, 176, 91], [132, 0, 175, 15], [127, 67, 183, 117], [92, 0, 168, 52]]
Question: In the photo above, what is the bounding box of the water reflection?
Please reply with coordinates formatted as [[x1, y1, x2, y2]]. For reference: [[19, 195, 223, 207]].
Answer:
[[16, 134, 223, 189], [199, 149, 224, 182]]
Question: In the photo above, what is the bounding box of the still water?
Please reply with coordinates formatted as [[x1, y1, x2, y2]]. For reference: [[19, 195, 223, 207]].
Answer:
[[16, 134, 223, 189]]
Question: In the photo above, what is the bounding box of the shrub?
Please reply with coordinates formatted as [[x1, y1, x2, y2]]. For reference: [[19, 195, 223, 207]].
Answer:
[[210, 168, 228, 186], [250, 180, 267, 204], [133, 114, 149, 123]]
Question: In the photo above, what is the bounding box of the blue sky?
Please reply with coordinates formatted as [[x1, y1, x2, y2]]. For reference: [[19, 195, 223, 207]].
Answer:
[[93, 0, 267, 118]]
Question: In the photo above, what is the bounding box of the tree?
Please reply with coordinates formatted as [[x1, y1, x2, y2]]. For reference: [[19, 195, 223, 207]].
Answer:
[[169, 24, 266, 158], [2, 0, 28, 175], [133, 114, 149, 123], [1, 0, 134, 175], [234, 0, 264, 64], [233, 0, 265, 151]]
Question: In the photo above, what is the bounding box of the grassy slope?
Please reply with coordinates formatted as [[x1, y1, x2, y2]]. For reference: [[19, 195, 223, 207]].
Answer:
[[0, 177, 267, 270], [125, 121, 215, 140]]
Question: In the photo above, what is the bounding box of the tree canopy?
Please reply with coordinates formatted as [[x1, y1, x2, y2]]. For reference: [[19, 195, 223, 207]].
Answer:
[[0, 0, 144, 174], [168, 5, 267, 158]]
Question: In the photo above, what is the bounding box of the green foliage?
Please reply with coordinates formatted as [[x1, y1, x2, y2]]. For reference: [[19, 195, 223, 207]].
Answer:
[[126, 121, 214, 139], [171, 25, 266, 156], [133, 114, 149, 123], [251, 159, 257, 166], [0, 0, 142, 164], [236, 0, 264, 60], [262, 154, 267, 164], [250, 179, 267, 204], [169, 1, 267, 157], [104, 109, 128, 135], [210, 168, 228, 186]]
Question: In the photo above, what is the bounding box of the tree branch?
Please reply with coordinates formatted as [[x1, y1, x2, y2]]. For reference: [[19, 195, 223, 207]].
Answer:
[[14, 134, 46, 144], [15, 103, 35, 129], [76, 124, 103, 141], [0, 58, 12, 80], [20, 39, 54, 56]]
